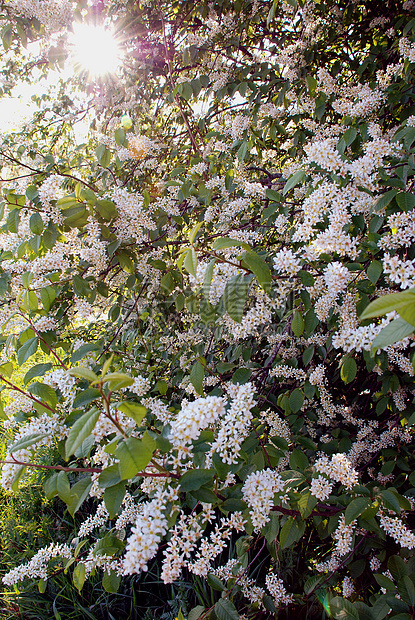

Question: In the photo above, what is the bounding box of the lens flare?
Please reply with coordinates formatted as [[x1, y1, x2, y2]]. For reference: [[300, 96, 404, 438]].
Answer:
[[69, 23, 121, 77]]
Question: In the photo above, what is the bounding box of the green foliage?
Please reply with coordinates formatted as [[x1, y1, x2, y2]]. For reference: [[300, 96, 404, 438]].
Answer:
[[2, 0, 415, 618]]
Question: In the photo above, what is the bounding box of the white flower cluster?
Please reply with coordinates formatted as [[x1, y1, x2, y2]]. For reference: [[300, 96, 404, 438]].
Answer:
[[141, 397, 171, 423], [112, 188, 156, 245], [314, 453, 358, 490], [270, 365, 307, 382], [1, 413, 67, 490], [210, 382, 256, 464], [3, 543, 72, 585], [323, 262, 350, 296], [399, 37, 415, 63], [129, 375, 150, 397], [122, 486, 179, 575], [242, 468, 284, 531], [169, 395, 225, 456], [187, 512, 245, 577], [265, 573, 294, 606], [161, 511, 204, 583], [227, 299, 272, 340], [261, 409, 291, 442], [305, 139, 344, 173], [10, 0, 72, 31], [333, 514, 356, 556], [44, 368, 76, 407], [310, 475, 333, 501], [379, 513, 415, 549], [78, 502, 109, 538], [273, 249, 302, 276], [342, 576, 355, 598], [383, 253, 415, 289]]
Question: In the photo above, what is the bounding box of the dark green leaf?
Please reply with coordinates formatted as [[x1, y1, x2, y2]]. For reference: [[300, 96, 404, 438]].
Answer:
[[65, 409, 100, 459], [214, 598, 239, 620], [190, 360, 204, 396], [180, 468, 215, 492], [116, 433, 155, 480], [17, 336, 38, 366]]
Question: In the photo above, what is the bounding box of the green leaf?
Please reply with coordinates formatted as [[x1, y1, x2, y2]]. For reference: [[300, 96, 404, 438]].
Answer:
[[104, 482, 126, 519], [343, 127, 357, 146], [283, 169, 305, 196], [374, 573, 395, 591], [180, 468, 215, 492], [69, 367, 98, 382], [184, 247, 198, 277], [116, 432, 155, 480], [241, 251, 271, 293], [340, 356, 357, 384], [207, 573, 226, 591], [223, 274, 251, 323], [9, 433, 48, 453], [73, 563, 85, 592], [24, 363, 53, 385], [380, 489, 402, 514], [397, 576, 415, 606], [360, 290, 415, 320], [94, 534, 124, 557], [237, 140, 249, 162], [232, 368, 252, 384], [220, 498, 247, 512], [188, 221, 204, 244], [262, 512, 280, 542], [290, 448, 309, 471], [344, 497, 371, 525], [160, 272, 175, 295], [65, 409, 100, 459], [56, 471, 71, 504], [396, 192, 415, 212], [95, 199, 118, 221], [297, 492, 317, 518], [189, 360, 204, 396], [28, 382, 57, 408], [214, 598, 239, 620], [116, 401, 147, 425], [99, 464, 122, 489], [17, 336, 38, 365], [96, 143, 111, 167], [304, 574, 323, 595], [329, 596, 359, 620], [279, 517, 305, 549], [372, 189, 398, 212], [289, 388, 304, 413], [67, 477, 92, 516], [212, 237, 251, 252], [306, 74, 317, 96], [29, 212, 44, 235], [202, 258, 217, 299], [73, 388, 101, 409], [114, 127, 126, 146], [102, 569, 121, 593], [188, 607, 205, 620], [388, 555, 409, 581], [40, 286, 57, 312], [367, 260, 382, 285], [372, 318, 414, 350], [292, 310, 304, 337]]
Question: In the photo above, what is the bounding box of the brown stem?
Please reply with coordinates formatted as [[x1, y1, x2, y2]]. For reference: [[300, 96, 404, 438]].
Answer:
[[0, 375, 56, 414], [18, 312, 68, 370], [1, 458, 176, 478]]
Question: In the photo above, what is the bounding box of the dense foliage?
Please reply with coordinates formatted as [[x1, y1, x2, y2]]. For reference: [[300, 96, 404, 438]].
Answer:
[[1, 0, 415, 617]]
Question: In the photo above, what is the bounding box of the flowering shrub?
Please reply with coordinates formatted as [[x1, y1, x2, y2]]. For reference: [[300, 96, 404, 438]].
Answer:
[[1, 0, 415, 618]]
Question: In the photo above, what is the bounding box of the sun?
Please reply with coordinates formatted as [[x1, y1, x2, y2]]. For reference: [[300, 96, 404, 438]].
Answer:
[[69, 23, 122, 77]]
